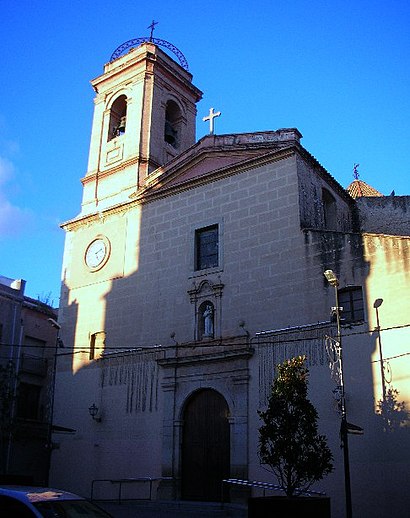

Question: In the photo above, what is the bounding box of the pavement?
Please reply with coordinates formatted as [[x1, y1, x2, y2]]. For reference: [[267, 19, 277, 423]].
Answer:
[[96, 499, 248, 517]]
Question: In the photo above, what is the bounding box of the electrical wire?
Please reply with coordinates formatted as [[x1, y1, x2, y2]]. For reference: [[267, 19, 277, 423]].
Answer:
[[0, 322, 409, 354]]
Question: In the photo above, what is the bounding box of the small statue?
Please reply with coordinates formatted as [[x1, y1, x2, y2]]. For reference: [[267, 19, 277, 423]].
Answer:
[[203, 305, 214, 337]]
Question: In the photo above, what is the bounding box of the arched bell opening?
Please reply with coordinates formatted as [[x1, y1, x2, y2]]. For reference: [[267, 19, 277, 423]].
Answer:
[[164, 100, 182, 149], [108, 95, 127, 141]]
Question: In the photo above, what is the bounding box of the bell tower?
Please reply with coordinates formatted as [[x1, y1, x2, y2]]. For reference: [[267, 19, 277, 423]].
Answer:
[[81, 40, 203, 215]]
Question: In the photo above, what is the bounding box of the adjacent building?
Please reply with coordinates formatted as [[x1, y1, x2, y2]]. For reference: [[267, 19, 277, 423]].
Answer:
[[0, 275, 58, 484], [51, 39, 410, 518]]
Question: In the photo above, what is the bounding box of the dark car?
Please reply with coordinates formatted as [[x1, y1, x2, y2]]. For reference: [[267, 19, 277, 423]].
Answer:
[[0, 486, 113, 517]]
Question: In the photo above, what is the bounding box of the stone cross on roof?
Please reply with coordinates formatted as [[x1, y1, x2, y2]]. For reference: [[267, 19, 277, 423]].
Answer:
[[203, 107, 221, 135]]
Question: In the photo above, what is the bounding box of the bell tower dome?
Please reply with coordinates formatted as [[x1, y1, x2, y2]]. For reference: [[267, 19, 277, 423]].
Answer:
[[81, 40, 203, 215]]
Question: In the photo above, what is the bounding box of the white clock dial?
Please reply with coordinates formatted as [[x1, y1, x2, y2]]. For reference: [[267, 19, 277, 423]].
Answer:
[[85, 238, 110, 270]]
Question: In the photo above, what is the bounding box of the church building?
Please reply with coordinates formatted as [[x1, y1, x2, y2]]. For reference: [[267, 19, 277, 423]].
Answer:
[[51, 36, 410, 518]]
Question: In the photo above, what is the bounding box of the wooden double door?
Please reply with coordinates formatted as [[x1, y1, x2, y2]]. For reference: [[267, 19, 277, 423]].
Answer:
[[181, 389, 230, 502]]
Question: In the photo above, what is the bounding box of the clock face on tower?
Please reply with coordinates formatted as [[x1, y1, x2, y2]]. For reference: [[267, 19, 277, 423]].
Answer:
[[84, 236, 110, 271]]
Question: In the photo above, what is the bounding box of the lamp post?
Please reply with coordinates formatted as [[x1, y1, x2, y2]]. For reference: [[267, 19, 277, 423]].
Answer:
[[45, 318, 61, 486], [324, 270, 353, 518]]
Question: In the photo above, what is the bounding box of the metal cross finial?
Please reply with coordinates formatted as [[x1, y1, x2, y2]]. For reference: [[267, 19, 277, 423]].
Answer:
[[148, 20, 158, 42], [353, 163, 360, 180], [203, 107, 221, 135]]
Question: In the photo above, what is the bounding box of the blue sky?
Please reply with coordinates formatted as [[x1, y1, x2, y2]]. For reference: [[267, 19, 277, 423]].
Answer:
[[1, 0, 409, 304]]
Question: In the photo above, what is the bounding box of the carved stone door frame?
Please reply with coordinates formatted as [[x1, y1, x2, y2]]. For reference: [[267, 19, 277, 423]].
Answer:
[[157, 343, 253, 502]]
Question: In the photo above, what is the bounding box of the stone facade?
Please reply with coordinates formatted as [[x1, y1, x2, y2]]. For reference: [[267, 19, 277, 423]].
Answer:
[[51, 42, 410, 518], [356, 195, 410, 235]]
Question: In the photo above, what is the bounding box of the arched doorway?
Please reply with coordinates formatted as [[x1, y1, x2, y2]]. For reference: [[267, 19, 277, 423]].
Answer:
[[181, 389, 230, 502]]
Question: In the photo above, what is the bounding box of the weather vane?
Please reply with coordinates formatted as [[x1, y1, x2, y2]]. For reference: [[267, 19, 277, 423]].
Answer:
[[203, 107, 221, 135], [353, 163, 360, 180]]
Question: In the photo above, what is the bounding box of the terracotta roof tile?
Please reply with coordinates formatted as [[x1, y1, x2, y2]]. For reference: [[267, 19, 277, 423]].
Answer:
[[347, 180, 383, 199]]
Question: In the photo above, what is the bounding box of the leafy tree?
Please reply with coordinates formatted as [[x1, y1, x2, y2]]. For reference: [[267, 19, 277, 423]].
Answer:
[[376, 386, 409, 432], [258, 356, 333, 497]]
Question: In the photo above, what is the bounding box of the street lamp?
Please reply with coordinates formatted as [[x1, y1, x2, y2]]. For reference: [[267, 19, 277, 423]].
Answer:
[[324, 270, 353, 518]]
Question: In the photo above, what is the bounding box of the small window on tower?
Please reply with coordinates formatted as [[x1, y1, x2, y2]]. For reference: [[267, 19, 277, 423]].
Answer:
[[108, 95, 127, 141], [195, 225, 219, 270], [89, 331, 106, 359], [164, 100, 181, 149]]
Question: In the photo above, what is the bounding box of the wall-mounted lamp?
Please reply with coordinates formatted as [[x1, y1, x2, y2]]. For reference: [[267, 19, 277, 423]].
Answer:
[[88, 403, 101, 422]]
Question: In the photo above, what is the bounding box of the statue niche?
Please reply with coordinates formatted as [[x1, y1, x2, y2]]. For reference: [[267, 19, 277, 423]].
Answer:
[[188, 278, 224, 342], [199, 302, 214, 339]]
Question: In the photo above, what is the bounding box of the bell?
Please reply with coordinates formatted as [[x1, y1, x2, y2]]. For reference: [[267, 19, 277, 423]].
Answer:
[[117, 116, 126, 133], [164, 121, 176, 145]]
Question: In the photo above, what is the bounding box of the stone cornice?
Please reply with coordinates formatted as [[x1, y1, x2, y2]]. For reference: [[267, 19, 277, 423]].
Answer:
[[301, 228, 410, 240], [157, 345, 254, 369], [81, 156, 141, 185], [60, 202, 134, 231]]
